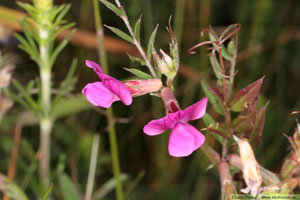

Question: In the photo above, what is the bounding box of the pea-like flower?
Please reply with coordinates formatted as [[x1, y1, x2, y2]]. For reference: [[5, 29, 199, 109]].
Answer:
[[82, 60, 132, 108], [143, 97, 208, 157]]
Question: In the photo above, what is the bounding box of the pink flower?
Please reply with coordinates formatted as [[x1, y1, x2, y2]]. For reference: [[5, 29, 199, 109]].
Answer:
[[82, 60, 132, 108], [143, 97, 208, 157]]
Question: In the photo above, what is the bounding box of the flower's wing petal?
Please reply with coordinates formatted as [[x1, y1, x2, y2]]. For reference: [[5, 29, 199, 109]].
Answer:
[[85, 60, 104, 74], [82, 82, 119, 108], [180, 97, 208, 122], [143, 112, 179, 136], [168, 122, 205, 157], [101, 77, 133, 106]]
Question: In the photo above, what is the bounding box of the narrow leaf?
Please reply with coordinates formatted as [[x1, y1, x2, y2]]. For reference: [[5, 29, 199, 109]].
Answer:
[[201, 80, 226, 115], [134, 15, 142, 41], [50, 29, 76, 67], [127, 54, 146, 66], [105, 25, 133, 43], [58, 174, 80, 200], [209, 53, 222, 80], [249, 102, 269, 148], [202, 113, 223, 143], [100, 0, 125, 16], [208, 33, 231, 60], [230, 76, 265, 112], [147, 25, 159, 59], [124, 68, 152, 79], [227, 40, 235, 55], [41, 183, 53, 200]]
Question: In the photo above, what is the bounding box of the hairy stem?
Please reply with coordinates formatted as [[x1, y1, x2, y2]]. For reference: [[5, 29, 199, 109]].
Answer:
[[93, 0, 124, 199]]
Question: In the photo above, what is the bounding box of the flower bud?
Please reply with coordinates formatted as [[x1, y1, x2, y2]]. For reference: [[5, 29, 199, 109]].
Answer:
[[123, 79, 162, 97]]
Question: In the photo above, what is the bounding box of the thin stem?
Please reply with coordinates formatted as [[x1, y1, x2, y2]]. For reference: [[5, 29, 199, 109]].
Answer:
[[85, 134, 100, 200], [37, 8, 53, 185], [93, 0, 124, 199], [39, 118, 52, 185], [114, 0, 157, 78]]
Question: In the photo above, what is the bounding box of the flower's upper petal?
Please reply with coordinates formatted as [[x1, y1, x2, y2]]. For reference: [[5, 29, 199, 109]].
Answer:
[[85, 60, 104, 75], [143, 112, 179, 136], [100, 76, 133, 106], [85, 60, 132, 106], [168, 122, 205, 157], [82, 82, 119, 108], [179, 97, 208, 122]]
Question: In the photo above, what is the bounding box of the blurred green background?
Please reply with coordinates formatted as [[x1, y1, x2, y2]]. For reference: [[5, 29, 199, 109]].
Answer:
[[0, 0, 299, 199]]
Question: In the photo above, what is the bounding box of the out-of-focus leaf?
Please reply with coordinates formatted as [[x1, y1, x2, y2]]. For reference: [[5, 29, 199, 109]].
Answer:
[[259, 165, 280, 186], [230, 76, 265, 112], [249, 102, 269, 147], [134, 15, 142, 41], [104, 25, 133, 43], [41, 183, 53, 200], [280, 157, 297, 180], [51, 94, 91, 119], [58, 173, 80, 200], [92, 174, 129, 200], [201, 80, 226, 115], [147, 25, 158, 59], [0, 174, 29, 200], [124, 68, 152, 79], [100, 0, 125, 16]]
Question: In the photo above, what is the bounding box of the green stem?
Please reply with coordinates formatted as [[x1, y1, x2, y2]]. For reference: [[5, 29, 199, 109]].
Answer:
[[93, 0, 124, 199], [35, 0, 54, 185]]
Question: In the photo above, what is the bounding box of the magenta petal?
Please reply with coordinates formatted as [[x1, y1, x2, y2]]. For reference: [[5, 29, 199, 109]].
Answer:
[[100, 77, 132, 106], [85, 60, 104, 74], [180, 97, 208, 122], [168, 122, 205, 157], [143, 112, 179, 136], [82, 82, 119, 108]]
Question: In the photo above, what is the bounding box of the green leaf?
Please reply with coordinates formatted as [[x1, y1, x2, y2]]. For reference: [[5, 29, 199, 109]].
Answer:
[[104, 25, 133, 43], [208, 33, 231, 60], [124, 68, 152, 79], [58, 174, 80, 200], [147, 25, 159, 59], [41, 183, 53, 200], [230, 76, 265, 112], [209, 53, 222, 80], [202, 113, 223, 143], [134, 15, 142, 41], [17, 2, 36, 17], [227, 40, 235, 55], [201, 80, 226, 115], [92, 174, 129, 199], [249, 102, 268, 148], [53, 4, 71, 27], [0, 174, 29, 200], [49, 22, 76, 42], [127, 54, 146, 65], [100, 0, 125, 16], [50, 29, 76, 68]]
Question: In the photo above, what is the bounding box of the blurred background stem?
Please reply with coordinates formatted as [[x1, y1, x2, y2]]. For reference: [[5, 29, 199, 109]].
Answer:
[[93, 0, 124, 199], [34, 0, 53, 186]]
